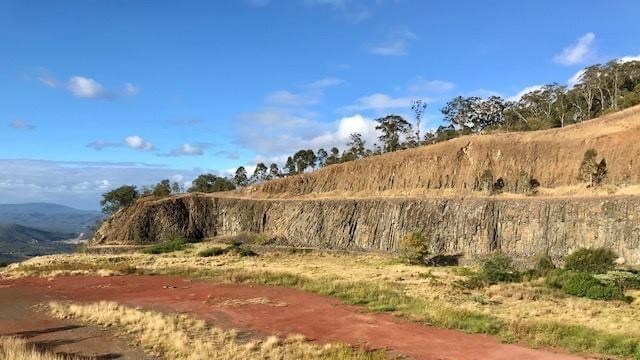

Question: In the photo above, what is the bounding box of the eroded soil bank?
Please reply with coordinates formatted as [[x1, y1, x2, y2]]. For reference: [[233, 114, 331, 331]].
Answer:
[[0, 275, 589, 360]]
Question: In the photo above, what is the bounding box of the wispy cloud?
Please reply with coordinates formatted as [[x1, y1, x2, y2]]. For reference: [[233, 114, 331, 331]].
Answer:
[[506, 85, 544, 101], [368, 29, 416, 56], [0, 159, 208, 210], [171, 117, 206, 127], [245, 0, 271, 6], [407, 78, 455, 94], [86, 140, 122, 151], [34, 68, 138, 100], [166, 143, 205, 157], [213, 150, 240, 160], [87, 136, 155, 151], [553, 32, 596, 66], [340, 93, 416, 112], [304, 0, 370, 23], [265, 77, 344, 107], [122, 82, 140, 96], [9, 119, 36, 130], [35, 68, 58, 88]]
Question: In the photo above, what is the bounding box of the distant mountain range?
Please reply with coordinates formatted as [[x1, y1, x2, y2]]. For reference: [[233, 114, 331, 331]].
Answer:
[[0, 203, 103, 264], [0, 223, 76, 264], [0, 203, 102, 235]]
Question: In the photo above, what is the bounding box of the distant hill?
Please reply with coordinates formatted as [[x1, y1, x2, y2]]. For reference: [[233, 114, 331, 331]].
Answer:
[[0, 223, 76, 264], [0, 203, 102, 235]]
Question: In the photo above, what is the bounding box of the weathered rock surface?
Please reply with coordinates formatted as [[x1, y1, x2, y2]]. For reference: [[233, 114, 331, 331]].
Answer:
[[92, 194, 640, 264]]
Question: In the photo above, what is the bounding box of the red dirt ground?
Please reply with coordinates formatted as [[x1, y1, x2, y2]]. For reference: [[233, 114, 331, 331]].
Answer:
[[0, 284, 151, 359], [0, 275, 589, 360]]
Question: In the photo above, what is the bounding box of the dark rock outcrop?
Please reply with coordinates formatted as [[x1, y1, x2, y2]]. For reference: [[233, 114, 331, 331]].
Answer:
[[92, 194, 640, 264]]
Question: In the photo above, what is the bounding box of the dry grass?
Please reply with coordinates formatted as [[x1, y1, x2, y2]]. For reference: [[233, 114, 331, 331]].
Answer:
[[0, 336, 76, 360], [231, 105, 640, 199], [47, 301, 384, 360], [7, 248, 640, 339]]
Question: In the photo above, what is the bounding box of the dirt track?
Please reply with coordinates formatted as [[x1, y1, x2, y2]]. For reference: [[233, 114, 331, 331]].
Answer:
[[0, 275, 588, 360]]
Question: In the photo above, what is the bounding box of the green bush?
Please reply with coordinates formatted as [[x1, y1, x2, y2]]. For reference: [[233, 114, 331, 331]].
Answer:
[[481, 253, 520, 284], [561, 272, 627, 301], [143, 237, 187, 254], [534, 254, 556, 273], [0, 261, 7, 268], [197, 244, 257, 258], [397, 231, 429, 265], [564, 248, 616, 274], [198, 247, 226, 257], [544, 269, 574, 289], [595, 271, 640, 291], [227, 245, 258, 257]]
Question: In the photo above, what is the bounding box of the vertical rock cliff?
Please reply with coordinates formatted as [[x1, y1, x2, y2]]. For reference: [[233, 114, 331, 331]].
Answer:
[[92, 195, 640, 264]]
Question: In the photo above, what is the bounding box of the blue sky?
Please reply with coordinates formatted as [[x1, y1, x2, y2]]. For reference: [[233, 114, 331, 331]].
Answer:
[[2, 0, 640, 209]]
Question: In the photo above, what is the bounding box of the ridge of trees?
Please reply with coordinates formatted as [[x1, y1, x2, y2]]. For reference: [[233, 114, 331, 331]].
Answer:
[[101, 59, 637, 212]]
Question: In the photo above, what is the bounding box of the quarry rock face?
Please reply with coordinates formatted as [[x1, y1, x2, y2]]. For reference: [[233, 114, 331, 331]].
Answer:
[[93, 194, 640, 264]]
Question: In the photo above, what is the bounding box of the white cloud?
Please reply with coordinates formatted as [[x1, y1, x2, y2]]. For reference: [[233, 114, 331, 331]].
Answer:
[[567, 69, 586, 88], [507, 85, 544, 101], [619, 55, 640, 63], [308, 114, 381, 150], [123, 82, 140, 96], [0, 159, 212, 210], [67, 76, 110, 99], [35, 70, 137, 100], [466, 88, 504, 98], [368, 29, 416, 56], [168, 144, 204, 156], [9, 119, 36, 130], [553, 32, 596, 66], [125, 135, 155, 151], [340, 93, 416, 112]]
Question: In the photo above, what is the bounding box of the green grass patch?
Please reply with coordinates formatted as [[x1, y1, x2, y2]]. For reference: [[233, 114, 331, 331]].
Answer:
[[143, 238, 187, 254]]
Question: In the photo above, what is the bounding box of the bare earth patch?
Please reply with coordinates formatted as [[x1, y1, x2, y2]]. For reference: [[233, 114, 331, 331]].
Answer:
[[0, 275, 586, 360]]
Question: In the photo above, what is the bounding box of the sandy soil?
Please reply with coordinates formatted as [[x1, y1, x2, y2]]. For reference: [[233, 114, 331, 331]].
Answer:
[[0, 275, 590, 360]]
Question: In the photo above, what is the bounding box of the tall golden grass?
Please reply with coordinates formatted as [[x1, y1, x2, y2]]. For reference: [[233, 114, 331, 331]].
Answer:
[[48, 301, 384, 360]]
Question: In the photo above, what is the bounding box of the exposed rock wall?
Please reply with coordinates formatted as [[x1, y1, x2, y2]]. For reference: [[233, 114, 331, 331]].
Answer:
[[92, 194, 640, 264]]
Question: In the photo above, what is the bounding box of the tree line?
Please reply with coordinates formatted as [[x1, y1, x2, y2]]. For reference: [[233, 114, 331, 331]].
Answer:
[[101, 59, 639, 214]]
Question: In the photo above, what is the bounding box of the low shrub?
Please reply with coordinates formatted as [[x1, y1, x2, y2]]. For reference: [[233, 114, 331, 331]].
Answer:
[[544, 269, 573, 289], [230, 232, 271, 245], [397, 231, 429, 265], [481, 253, 520, 284], [227, 245, 257, 257], [198, 247, 226, 257], [144, 237, 187, 254], [561, 272, 627, 301], [595, 271, 640, 292], [197, 244, 257, 258], [564, 248, 616, 274], [534, 254, 556, 273], [0, 261, 7, 268], [454, 272, 487, 290]]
